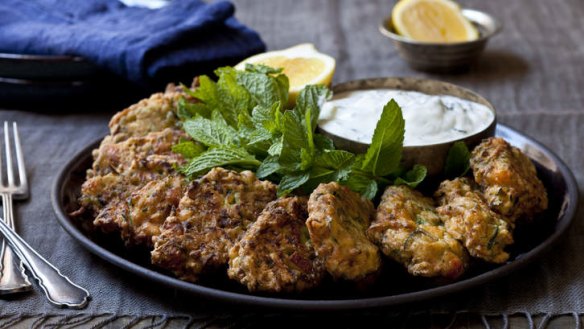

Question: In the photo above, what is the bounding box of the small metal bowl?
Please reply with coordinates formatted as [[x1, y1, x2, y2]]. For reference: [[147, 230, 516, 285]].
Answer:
[[379, 9, 501, 72], [318, 77, 496, 176]]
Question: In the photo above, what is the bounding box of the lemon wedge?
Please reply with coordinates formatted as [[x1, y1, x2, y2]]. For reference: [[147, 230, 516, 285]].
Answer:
[[236, 44, 336, 106], [392, 0, 478, 43]]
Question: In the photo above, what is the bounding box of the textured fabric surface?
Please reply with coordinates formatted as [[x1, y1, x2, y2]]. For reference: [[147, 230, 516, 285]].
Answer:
[[0, 0, 583, 327], [0, 0, 265, 86]]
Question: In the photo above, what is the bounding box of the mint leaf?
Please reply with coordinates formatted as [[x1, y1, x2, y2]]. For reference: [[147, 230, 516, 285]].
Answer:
[[302, 150, 356, 191], [295, 85, 332, 131], [279, 109, 310, 171], [172, 140, 205, 159], [256, 155, 281, 179], [361, 99, 405, 177], [182, 147, 260, 178], [182, 116, 239, 147], [344, 170, 378, 200], [444, 141, 471, 178], [188, 68, 253, 128], [267, 139, 283, 156], [215, 67, 254, 127], [278, 171, 311, 196], [237, 66, 289, 107], [244, 64, 283, 75], [314, 150, 355, 180], [176, 97, 210, 120], [395, 164, 427, 188], [190, 75, 219, 114], [314, 134, 335, 151], [251, 102, 281, 133]]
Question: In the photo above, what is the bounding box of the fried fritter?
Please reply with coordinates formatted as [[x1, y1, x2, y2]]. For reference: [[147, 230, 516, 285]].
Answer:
[[108, 90, 183, 143], [306, 182, 381, 281], [436, 178, 513, 264], [470, 137, 548, 223], [91, 176, 185, 247], [228, 197, 325, 293], [91, 127, 186, 179], [151, 168, 277, 282], [368, 185, 467, 279], [79, 127, 187, 226], [78, 173, 131, 217]]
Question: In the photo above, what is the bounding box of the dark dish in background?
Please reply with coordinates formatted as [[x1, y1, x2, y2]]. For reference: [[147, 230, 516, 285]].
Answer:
[[0, 0, 265, 108]]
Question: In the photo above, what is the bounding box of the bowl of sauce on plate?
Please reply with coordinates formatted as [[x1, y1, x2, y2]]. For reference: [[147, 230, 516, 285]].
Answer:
[[318, 77, 496, 176]]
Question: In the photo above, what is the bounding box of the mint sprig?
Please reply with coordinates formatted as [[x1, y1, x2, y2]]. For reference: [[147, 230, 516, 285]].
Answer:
[[175, 64, 426, 198]]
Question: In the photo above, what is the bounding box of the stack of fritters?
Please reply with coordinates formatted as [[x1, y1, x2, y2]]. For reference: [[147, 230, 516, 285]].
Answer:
[[368, 185, 468, 279], [77, 87, 189, 248], [371, 137, 547, 278], [151, 168, 277, 282]]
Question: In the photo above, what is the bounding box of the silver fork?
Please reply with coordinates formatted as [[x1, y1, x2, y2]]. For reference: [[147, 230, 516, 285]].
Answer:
[[0, 122, 32, 293], [0, 122, 89, 308]]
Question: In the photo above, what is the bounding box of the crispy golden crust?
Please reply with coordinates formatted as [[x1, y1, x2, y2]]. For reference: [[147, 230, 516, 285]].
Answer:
[[89, 176, 184, 248], [306, 182, 381, 281], [75, 87, 191, 249], [228, 197, 325, 293], [436, 178, 514, 264], [91, 127, 186, 179], [79, 127, 187, 225], [151, 168, 277, 282], [368, 185, 467, 279], [470, 137, 548, 223], [434, 177, 478, 205], [108, 90, 183, 143], [78, 173, 131, 217]]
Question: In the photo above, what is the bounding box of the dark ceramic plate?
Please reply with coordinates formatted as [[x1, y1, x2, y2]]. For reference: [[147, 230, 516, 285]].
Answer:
[[51, 124, 579, 310], [0, 53, 100, 80]]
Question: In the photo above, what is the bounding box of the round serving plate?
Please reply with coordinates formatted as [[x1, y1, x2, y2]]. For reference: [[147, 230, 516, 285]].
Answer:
[[51, 124, 579, 310], [0, 52, 100, 80]]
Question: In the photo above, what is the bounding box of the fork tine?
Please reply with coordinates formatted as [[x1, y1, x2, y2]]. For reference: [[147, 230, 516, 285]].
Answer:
[[3, 121, 14, 187], [12, 123, 27, 191], [0, 123, 3, 186]]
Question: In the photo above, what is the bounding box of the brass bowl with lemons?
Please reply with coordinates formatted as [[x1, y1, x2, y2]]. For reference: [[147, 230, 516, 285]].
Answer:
[[380, 0, 501, 72]]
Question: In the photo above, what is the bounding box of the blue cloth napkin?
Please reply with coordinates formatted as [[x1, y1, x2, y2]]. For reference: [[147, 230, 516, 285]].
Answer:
[[0, 0, 265, 86]]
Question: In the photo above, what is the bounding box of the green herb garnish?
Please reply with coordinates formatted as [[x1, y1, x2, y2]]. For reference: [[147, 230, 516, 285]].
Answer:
[[444, 141, 471, 178], [175, 64, 426, 198]]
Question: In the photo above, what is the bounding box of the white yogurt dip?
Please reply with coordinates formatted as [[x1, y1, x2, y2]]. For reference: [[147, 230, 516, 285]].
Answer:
[[318, 89, 495, 146]]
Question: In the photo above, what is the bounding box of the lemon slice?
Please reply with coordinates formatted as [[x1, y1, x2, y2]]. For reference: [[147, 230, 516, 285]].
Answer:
[[236, 44, 336, 106], [392, 0, 478, 43]]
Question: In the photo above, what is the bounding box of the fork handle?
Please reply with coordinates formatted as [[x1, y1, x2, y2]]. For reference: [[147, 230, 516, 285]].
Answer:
[[0, 193, 32, 293], [0, 217, 90, 309]]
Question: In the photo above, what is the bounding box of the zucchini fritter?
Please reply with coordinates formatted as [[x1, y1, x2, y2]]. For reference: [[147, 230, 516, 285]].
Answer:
[[368, 185, 467, 279], [151, 168, 277, 282], [92, 176, 185, 247], [228, 197, 325, 293], [91, 127, 186, 179], [435, 178, 513, 264], [108, 90, 183, 143], [470, 137, 548, 223], [306, 182, 381, 281], [76, 87, 190, 250]]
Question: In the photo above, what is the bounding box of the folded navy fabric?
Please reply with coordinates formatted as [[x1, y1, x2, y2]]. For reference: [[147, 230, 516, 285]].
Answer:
[[0, 0, 265, 86]]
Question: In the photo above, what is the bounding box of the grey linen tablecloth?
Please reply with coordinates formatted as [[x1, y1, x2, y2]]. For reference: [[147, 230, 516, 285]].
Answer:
[[1, 0, 583, 327]]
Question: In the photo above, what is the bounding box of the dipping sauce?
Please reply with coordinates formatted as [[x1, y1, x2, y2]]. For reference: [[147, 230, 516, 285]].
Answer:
[[318, 89, 495, 146]]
